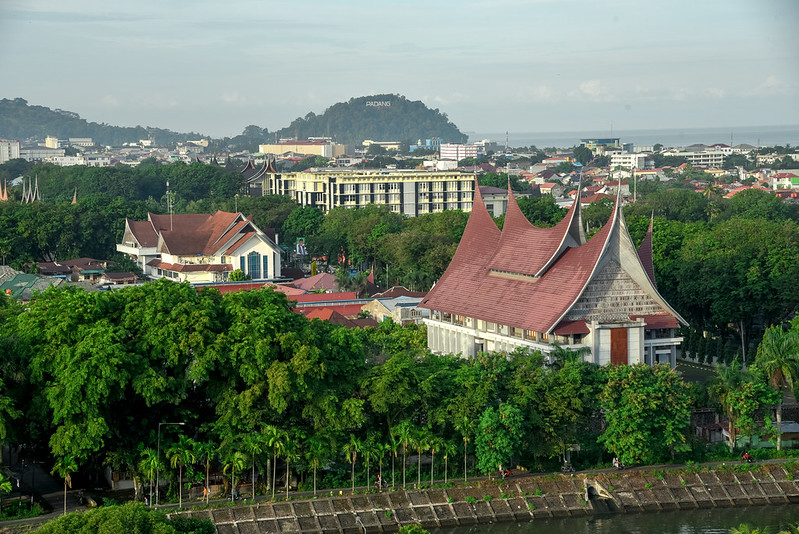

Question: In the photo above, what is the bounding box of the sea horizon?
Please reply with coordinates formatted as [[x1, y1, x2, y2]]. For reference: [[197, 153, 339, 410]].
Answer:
[[468, 124, 799, 150]]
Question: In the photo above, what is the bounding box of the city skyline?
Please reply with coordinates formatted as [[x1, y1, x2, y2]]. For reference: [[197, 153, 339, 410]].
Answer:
[[2, 0, 798, 139]]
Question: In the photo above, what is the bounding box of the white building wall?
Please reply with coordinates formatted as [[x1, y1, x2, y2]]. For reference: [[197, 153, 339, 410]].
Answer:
[[0, 139, 21, 163]]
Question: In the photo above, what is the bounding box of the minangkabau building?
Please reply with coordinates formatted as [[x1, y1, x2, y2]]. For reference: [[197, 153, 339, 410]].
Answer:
[[420, 184, 686, 367]]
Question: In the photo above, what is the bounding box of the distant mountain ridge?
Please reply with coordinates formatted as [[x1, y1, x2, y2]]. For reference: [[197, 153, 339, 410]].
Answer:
[[0, 94, 467, 148], [0, 98, 204, 146]]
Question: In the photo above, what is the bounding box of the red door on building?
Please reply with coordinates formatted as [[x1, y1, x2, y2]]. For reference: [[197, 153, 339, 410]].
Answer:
[[610, 328, 628, 365]]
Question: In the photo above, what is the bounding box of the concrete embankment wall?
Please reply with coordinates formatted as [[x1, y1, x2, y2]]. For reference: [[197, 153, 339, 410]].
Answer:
[[176, 463, 799, 534]]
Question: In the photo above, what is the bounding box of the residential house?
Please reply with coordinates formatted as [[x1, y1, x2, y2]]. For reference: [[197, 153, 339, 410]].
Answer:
[[117, 211, 281, 283]]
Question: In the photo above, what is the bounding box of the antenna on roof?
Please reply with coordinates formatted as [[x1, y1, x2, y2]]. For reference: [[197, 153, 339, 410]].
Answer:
[[166, 180, 174, 231]]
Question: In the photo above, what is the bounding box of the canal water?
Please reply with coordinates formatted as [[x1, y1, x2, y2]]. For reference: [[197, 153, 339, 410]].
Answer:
[[434, 505, 799, 534]]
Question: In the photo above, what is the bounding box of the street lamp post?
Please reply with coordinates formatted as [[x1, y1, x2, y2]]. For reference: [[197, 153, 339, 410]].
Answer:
[[156, 422, 185, 507]]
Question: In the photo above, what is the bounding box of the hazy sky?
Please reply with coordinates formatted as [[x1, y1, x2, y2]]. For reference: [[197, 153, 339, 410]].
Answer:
[[2, 0, 798, 139]]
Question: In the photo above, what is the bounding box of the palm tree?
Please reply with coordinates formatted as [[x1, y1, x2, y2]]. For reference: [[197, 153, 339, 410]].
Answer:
[[442, 440, 458, 485], [51, 454, 78, 515], [0, 471, 12, 516], [304, 436, 329, 497], [388, 428, 400, 489], [755, 325, 799, 450], [242, 432, 265, 500], [413, 429, 430, 488], [223, 452, 247, 501], [341, 434, 361, 494], [708, 359, 748, 453], [361, 435, 378, 490], [454, 416, 474, 482], [192, 441, 216, 504], [138, 448, 160, 508], [283, 433, 302, 501], [396, 421, 412, 488], [263, 425, 285, 500], [429, 437, 444, 487], [167, 435, 197, 508]]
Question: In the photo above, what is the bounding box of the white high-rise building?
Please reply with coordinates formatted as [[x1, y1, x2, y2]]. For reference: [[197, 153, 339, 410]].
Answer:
[[0, 139, 21, 164]]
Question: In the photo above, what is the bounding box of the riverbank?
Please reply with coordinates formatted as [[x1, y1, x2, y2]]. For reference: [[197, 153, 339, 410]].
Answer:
[[166, 461, 799, 533]]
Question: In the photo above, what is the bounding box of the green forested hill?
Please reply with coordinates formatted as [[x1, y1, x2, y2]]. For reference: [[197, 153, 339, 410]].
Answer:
[[0, 98, 206, 146], [0, 94, 467, 148], [273, 94, 467, 146]]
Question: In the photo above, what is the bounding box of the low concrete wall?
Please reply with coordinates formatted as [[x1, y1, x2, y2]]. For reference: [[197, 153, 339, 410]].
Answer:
[[174, 464, 799, 534]]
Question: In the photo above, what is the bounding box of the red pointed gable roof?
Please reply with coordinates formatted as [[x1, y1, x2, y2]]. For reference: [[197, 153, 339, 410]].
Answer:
[[421, 187, 624, 334], [421, 183, 501, 313], [637, 216, 656, 286], [486, 186, 582, 278]]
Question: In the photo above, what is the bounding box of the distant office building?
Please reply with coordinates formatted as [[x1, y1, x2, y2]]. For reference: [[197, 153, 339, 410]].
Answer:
[[0, 139, 21, 163], [610, 153, 650, 170], [580, 138, 621, 151], [362, 140, 402, 152], [249, 167, 476, 216], [259, 140, 347, 158], [20, 147, 65, 161], [68, 138, 94, 147], [440, 143, 479, 161], [662, 149, 726, 168], [45, 136, 61, 149]]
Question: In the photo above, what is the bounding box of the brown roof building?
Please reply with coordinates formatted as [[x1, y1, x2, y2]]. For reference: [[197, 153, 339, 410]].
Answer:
[[117, 211, 281, 284], [420, 184, 686, 367]]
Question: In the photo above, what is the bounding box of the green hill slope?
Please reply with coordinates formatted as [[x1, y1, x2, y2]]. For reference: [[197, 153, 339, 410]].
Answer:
[[273, 94, 467, 146], [0, 98, 204, 146]]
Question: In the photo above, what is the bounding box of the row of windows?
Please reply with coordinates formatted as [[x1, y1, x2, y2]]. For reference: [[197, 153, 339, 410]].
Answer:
[[240, 251, 270, 280]]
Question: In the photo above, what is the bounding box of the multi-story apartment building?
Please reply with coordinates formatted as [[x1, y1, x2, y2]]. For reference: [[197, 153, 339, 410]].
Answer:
[[439, 143, 479, 161], [662, 149, 726, 168], [259, 140, 348, 158], [249, 167, 476, 216], [0, 139, 21, 164], [610, 152, 650, 170]]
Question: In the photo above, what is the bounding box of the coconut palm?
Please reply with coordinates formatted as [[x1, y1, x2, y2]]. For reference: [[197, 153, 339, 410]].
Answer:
[[396, 421, 412, 488], [755, 325, 799, 450], [413, 428, 430, 488], [429, 437, 445, 487], [708, 359, 748, 453], [138, 448, 160, 508], [304, 436, 330, 497], [51, 454, 78, 515], [193, 441, 216, 504], [167, 435, 197, 508], [223, 452, 247, 501], [242, 432, 265, 500], [263, 425, 285, 500], [442, 439, 458, 485], [342, 434, 362, 494], [283, 432, 303, 501]]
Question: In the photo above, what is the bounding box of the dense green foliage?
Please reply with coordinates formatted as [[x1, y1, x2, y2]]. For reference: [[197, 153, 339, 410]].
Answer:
[[273, 94, 467, 147], [0, 98, 205, 146], [31, 502, 214, 534]]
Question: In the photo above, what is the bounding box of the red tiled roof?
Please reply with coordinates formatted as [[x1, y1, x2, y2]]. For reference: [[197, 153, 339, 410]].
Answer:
[[637, 217, 656, 286], [553, 319, 590, 335], [128, 219, 158, 247], [421, 186, 627, 333], [292, 292, 358, 303], [147, 259, 232, 272], [630, 314, 679, 329], [487, 188, 581, 278], [291, 273, 340, 292]]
